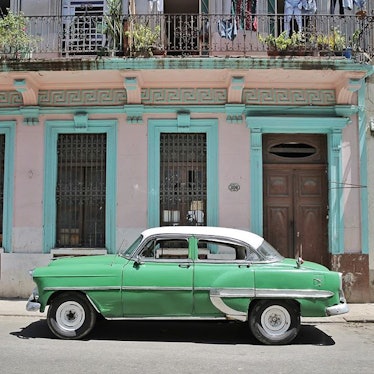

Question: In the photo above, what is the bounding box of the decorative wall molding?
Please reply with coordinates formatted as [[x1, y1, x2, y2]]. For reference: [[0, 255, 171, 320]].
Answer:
[[20, 107, 40, 126], [228, 76, 244, 103], [242, 88, 336, 105], [13, 78, 39, 106], [0, 91, 23, 107], [38, 89, 127, 106], [141, 88, 227, 105]]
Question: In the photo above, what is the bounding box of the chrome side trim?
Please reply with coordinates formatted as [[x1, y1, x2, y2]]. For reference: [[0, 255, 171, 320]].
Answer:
[[122, 286, 192, 292], [209, 294, 247, 322], [105, 316, 228, 321], [210, 288, 255, 298], [210, 288, 333, 300], [255, 289, 334, 299], [43, 286, 121, 292]]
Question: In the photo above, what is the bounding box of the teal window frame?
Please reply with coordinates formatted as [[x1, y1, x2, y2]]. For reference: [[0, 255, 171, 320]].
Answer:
[[43, 120, 117, 254], [246, 115, 350, 256], [0, 121, 15, 253], [148, 118, 218, 228]]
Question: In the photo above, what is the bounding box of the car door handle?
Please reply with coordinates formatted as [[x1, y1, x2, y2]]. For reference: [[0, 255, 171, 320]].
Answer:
[[178, 264, 191, 269]]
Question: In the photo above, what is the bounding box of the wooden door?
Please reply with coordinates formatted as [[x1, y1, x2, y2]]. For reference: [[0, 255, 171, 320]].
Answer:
[[263, 134, 328, 266]]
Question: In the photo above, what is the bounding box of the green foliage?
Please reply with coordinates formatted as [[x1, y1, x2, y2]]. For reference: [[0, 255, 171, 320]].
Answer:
[[104, 0, 123, 50], [259, 31, 292, 51], [316, 28, 346, 51], [0, 9, 37, 58], [126, 23, 161, 56]]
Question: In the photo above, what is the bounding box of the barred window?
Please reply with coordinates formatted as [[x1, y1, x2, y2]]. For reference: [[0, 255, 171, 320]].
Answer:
[[160, 133, 207, 226], [56, 133, 106, 248]]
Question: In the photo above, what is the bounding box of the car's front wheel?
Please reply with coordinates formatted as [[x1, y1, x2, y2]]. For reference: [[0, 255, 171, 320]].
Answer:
[[249, 300, 300, 345], [47, 292, 97, 339]]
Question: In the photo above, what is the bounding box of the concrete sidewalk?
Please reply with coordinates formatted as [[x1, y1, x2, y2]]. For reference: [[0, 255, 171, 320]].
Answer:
[[1, 299, 374, 322]]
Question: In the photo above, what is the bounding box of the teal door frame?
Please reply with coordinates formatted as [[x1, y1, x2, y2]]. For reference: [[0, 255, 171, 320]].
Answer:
[[43, 119, 117, 253], [148, 117, 218, 228], [246, 115, 351, 256], [0, 121, 15, 253]]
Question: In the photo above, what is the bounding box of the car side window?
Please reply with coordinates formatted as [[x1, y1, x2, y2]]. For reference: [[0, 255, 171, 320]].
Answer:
[[140, 238, 189, 260], [197, 239, 248, 261]]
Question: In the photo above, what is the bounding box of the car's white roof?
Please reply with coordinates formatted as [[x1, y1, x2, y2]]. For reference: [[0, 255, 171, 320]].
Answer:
[[141, 226, 264, 249]]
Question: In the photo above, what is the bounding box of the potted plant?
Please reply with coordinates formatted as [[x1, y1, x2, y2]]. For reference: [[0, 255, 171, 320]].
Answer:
[[259, 31, 292, 55], [125, 23, 161, 57], [259, 31, 313, 56], [103, 0, 124, 56], [317, 28, 346, 56], [0, 9, 38, 59]]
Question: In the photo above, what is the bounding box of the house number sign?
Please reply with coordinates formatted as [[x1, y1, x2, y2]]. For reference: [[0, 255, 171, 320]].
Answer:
[[228, 183, 240, 192]]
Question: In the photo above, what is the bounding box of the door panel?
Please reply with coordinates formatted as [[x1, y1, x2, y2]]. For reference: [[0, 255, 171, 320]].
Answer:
[[294, 168, 328, 265], [122, 237, 193, 316], [264, 164, 328, 266]]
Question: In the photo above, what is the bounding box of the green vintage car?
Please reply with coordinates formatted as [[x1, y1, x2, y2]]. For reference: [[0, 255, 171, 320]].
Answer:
[[27, 226, 348, 344]]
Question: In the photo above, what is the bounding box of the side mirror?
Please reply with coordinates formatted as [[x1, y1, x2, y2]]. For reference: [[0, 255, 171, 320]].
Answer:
[[133, 255, 144, 268]]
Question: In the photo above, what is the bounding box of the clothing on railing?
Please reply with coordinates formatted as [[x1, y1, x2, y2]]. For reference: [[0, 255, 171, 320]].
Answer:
[[284, 0, 303, 36], [148, 0, 163, 13], [353, 0, 366, 8], [232, 0, 257, 31], [330, 0, 366, 14], [302, 0, 317, 14], [217, 18, 238, 40]]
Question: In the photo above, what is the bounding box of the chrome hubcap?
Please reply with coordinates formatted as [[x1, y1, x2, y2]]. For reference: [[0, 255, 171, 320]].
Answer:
[[261, 305, 291, 336], [56, 301, 85, 332]]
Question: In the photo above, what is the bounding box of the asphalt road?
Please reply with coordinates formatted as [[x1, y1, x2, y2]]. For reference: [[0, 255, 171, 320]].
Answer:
[[1, 316, 374, 374]]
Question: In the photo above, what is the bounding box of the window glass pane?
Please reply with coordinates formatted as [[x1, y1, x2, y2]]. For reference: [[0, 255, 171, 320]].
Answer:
[[141, 238, 189, 260], [197, 239, 247, 260]]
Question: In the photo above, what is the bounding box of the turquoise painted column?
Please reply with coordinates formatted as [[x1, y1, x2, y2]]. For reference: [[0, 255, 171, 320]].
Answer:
[[328, 129, 344, 255], [249, 128, 263, 236], [0, 122, 15, 253], [358, 84, 369, 254]]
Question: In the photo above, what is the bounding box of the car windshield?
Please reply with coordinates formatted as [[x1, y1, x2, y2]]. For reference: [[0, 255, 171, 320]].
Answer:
[[120, 235, 143, 258], [255, 240, 284, 262]]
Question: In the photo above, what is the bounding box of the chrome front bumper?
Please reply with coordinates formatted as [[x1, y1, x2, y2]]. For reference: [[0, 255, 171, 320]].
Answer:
[[26, 289, 41, 312]]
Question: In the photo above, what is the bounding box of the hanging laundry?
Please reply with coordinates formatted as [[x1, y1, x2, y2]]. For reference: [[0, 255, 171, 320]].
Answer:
[[353, 0, 366, 8], [284, 0, 303, 36], [148, 0, 163, 13], [217, 18, 238, 40], [330, 0, 344, 14], [302, 0, 317, 14], [232, 0, 258, 31]]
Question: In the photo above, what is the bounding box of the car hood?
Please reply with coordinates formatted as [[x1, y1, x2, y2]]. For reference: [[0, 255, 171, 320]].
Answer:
[[33, 254, 125, 278]]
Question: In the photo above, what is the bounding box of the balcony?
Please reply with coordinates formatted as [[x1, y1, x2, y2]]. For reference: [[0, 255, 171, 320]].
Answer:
[[1, 12, 373, 62]]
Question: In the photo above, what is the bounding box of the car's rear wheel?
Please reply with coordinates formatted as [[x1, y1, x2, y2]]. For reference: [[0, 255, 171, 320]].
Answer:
[[249, 300, 300, 345], [47, 292, 97, 339]]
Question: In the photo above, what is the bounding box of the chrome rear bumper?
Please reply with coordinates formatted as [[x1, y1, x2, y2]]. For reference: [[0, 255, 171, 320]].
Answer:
[[326, 301, 349, 316]]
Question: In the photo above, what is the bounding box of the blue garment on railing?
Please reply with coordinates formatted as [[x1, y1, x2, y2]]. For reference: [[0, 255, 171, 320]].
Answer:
[[285, 0, 303, 8], [284, 0, 303, 35], [302, 0, 317, 14], [217, 19, 238, 40], [353, 0, 366, 8]]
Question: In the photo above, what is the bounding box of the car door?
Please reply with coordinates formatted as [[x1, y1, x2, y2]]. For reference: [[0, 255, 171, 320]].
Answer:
[[192, 236, 256, 319], [122, 236, 194, 316]]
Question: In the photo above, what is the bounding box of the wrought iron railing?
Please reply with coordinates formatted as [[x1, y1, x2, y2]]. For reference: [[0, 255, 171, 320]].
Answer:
[[1, 13, 373, 61]]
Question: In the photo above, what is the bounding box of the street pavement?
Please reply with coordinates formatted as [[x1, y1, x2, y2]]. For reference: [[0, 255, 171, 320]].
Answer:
[[0, 298, 374, 322]]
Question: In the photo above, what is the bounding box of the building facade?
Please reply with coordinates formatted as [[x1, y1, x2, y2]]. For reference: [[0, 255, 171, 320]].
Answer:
[[0, 0, 374, 302]]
